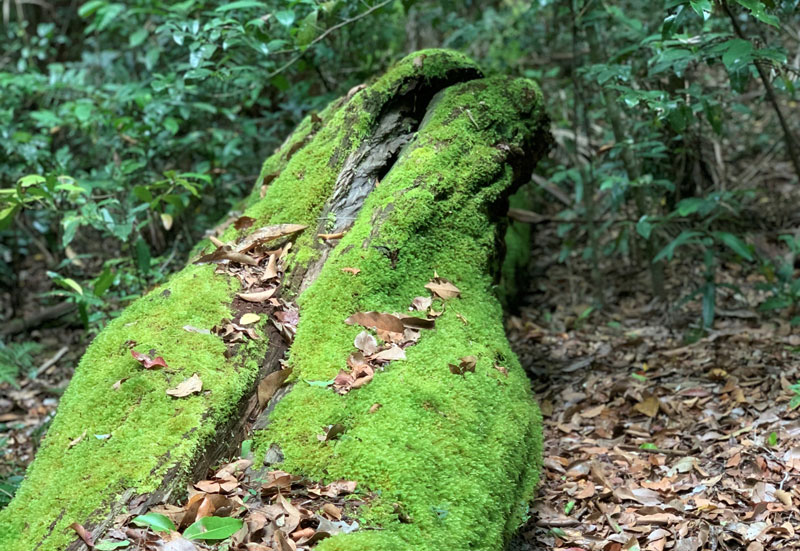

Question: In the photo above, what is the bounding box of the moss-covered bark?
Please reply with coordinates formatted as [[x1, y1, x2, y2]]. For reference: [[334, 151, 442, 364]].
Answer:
[[0, 49, 550, 551]]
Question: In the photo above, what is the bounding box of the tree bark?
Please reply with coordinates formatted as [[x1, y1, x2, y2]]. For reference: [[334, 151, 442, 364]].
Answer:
[[0, 49, 551, 551]]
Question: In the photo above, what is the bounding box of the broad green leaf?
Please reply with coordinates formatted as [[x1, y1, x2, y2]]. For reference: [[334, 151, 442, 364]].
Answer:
[[129, 28, 148, 47], [95, 540, 131, 550], [712, 231, 753, 261], [132, 513, 176, 533], [653, 231, 703, 263], [17, 175, 46, 188], [75, 103, 93, 123], [62, 216, 82, 248], [93, 266, 115, 297], [275, 10, 295, 27], [60, 277, 84, 296], [215, 0, 267, 11], [689, 0, 712, 19], [721, 39, 753, 72], [183, 516, 243, 541], [77, 0, 105, 18], [734, 0, 780, 27]]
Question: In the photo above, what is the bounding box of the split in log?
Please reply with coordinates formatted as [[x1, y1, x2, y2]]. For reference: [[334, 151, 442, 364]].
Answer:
[[0, 49, 551, 551]]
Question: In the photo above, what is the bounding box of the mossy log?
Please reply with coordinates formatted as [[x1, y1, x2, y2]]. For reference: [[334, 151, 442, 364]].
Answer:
[[0, 49, 551, 551]]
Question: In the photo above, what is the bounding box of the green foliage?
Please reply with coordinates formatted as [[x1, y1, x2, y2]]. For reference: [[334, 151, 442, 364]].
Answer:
[[0, 340, 44, 388]]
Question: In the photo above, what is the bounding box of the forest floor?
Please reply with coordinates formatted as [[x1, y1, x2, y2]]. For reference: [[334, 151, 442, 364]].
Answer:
[[3, 219, 800, 550], [508, 225, 800, 551]]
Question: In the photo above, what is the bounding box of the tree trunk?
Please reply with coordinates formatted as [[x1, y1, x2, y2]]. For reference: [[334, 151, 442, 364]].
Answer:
[[0, 49, 551, 551]]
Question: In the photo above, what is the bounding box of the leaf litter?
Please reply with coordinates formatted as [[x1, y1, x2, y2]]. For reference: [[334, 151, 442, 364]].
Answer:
[[508, 275, 800, 551]]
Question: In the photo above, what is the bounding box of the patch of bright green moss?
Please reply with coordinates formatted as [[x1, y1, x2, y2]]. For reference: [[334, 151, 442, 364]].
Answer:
[[0, 264, 266, 550], [256, 76, 547, 551], [0, 49, 487, 551]]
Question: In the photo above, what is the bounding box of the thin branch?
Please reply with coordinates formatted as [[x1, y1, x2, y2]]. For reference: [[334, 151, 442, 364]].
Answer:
[[267, 0, 394, 80]]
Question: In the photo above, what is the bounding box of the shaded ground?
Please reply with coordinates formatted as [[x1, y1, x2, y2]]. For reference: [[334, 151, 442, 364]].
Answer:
[[507, 227, 800, 551]]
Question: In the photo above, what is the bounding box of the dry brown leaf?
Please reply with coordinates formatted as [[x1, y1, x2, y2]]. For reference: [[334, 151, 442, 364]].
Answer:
[[449, 355, 477, 375], [166, 374, 203, 398], [70, 523, 94, 547], [354, 331, 378, 355], [321, 503, 342, 520], [425, 277, 461, 299], [234, 216, 256, 230], [634, 395, 660, 418], [411, 296, 432, 311], [264, 253, 279, 280], [372, 345, 406, 361], [258, 368, 293, 408], [240, 313, 261, 325], [342, 267, 360, 275], [345, 311, 405, 333], [235, 224, 307, 253], [238, 288, 277, 302]]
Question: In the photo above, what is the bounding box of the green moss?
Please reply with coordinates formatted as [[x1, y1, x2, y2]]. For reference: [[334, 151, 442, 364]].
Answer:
[[0, 264, 266, 550], [0, 50, 546, 551], [0, 49, 488, 551], [256, 76, 546, 550]]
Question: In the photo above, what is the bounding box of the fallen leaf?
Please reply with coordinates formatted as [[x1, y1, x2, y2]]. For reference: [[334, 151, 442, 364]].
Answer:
[[263, 254, 280, 280], [634, 395, 660, 418], [369, 403, 382, 413], [354, 331, 378, 355], [342, 267, 360, 275], [68, 430, 87, 449], [166, 374, 203, 398], [70, 523, 94, 547], [237, 288, 276, 302], [235, 224, 307, 253], [240, 313, 261, 325], [233, 216, 256, 230], [411, 296, 432, 311], [131, 349, 168, 369], [258, 368, 293, 408], [449, 355, 476, 375], [425, 277, 461, 299], [321, 503, 342, 520], [372, 345, 406, 361], [345, 312, 405, 333]]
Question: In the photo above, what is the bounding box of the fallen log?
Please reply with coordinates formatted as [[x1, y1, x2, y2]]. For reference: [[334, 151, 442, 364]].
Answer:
[[0, 49, 551, 551]]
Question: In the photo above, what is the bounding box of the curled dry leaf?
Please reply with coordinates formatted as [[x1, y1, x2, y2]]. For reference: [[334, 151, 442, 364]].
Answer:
[[235, 224, 307, 253], [425, 277, 461, 299], [194, 246, 259, 266], [131, 349, 168, 369], [237, 288, 276, 302], [342, 267, 360, 275], [166, 373, 203, 398], [70, 523, 94, 547], [263, 253, 279, 280], [257, 368, 293, 408]]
